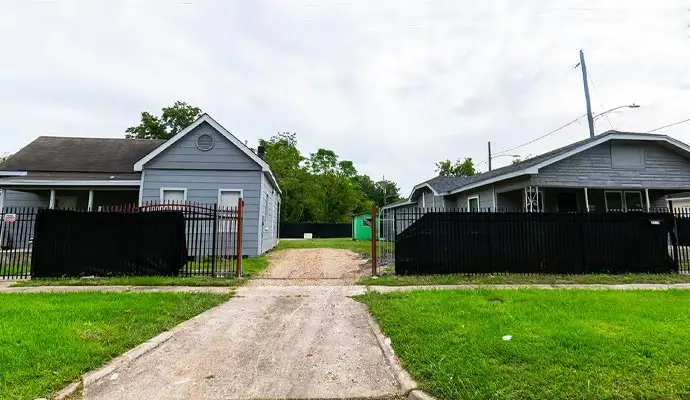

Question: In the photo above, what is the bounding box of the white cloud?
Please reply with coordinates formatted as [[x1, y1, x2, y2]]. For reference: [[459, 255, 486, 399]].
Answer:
[[0, 0, 689, 193]]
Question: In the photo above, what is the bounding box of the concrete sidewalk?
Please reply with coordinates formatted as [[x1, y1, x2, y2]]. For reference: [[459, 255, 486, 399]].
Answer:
[[2, 282, 690, 294], [83, 286, 404, 400], [368, 283, 690, 292], [0, 284, 232, 294]]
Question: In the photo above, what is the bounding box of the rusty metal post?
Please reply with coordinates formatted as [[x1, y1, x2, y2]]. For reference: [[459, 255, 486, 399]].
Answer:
[[235, 198, 244, 278], [371, 205, 377, 276]]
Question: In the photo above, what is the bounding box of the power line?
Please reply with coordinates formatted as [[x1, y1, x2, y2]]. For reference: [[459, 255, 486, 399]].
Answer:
[[493, 116, 584, 156], [648, 117, 690, 133]]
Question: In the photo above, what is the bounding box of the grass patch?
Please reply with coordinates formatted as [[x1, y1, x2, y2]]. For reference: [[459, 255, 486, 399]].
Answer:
[[359, 290, 690, 399], [0, 265, 30, 277], [12, 257, 270, 287], [275, 238, 372, 255], [0, 291, 230, 399], [360, 273, 690, 286]]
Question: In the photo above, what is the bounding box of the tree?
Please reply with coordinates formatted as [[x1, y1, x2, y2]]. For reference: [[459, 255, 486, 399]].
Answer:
[[125, 101, 202, 140], [435, 157, 477, 177], [0, 153, 8, 164]]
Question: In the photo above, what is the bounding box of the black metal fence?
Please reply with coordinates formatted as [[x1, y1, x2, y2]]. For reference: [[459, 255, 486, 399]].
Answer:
[[280, 222, 351, 238], [0, 201, 242, 279], [393, 208, 689, 275]]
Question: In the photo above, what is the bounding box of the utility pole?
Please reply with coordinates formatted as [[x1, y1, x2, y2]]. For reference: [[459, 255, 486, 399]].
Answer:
[[579, 49, 595, 138], [487, 141, 492, 171]]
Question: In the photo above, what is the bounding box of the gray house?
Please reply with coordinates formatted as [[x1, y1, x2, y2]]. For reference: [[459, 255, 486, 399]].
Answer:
[[385, 130, 690, 219], [0, 114, 281, 256]]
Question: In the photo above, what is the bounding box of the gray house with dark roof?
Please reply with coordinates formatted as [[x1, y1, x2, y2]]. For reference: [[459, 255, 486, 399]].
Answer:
[[0, 114, 281, 256], [385, 130, 690, 218]]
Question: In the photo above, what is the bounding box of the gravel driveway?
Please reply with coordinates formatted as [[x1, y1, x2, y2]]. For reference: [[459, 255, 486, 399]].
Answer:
[[248, 248, 370, 286]]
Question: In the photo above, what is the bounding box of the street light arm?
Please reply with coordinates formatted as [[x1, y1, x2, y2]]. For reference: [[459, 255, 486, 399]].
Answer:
[[593, 104, 640, 120]]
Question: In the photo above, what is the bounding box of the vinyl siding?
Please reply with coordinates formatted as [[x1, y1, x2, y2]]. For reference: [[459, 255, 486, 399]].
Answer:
[[145, 122, 261, 171], [259, 173, 279, 254], [452, 186, 495, 210], [1, 190, 50, 209], [532, 141, 690, 189], [141, 169, 262, 257]]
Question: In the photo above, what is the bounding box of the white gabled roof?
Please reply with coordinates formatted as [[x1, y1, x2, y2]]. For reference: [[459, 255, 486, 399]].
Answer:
[[134, 114, 281, 193]]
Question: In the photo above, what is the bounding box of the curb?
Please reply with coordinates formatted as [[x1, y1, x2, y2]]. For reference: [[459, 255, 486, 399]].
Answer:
[[407, 389, 437, 400], [51, 299, 232, 399], [363, 307, 418, 394]]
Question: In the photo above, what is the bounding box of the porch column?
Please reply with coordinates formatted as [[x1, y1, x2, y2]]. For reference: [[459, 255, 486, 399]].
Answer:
[[645, 188, 650, 212], [88, 190, 94, 211], [584, 187, 590, 212], [49, 190, 56, 209], [492, 185, 497, 211]]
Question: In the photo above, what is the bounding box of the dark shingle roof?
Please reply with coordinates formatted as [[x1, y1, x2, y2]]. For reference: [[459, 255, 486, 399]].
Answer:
[[422, 175, 475, 193], [427, 130, 675, 195], [0, 136, 165, 173]]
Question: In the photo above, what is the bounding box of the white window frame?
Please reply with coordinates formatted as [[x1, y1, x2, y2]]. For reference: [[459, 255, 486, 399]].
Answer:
[[624, 190, 644, 211], [604, 190, 643, 212], [159, 187, 188, 203], [467, 195, 480, 212], [218, 189, 243, 232]]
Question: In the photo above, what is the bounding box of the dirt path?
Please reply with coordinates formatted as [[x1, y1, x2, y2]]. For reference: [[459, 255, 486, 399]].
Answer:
[[248, 248, 370, 286]]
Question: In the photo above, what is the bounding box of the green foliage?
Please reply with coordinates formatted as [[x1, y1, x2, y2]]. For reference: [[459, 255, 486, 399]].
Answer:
[[259, 132, 402, 223], [435, 156, 476, 176], [126, 101, 202, 140]]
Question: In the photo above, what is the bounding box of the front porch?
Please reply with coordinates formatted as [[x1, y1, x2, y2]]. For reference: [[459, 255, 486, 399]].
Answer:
[[496, 186, 678, 213], [1, 188, 139, 211]]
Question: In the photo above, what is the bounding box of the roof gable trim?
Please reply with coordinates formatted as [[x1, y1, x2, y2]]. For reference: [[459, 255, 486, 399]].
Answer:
[[449, 133, 689, 195], [133, 114, 281, 193]]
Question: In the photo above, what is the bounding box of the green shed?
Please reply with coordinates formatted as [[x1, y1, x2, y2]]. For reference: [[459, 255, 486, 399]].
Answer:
[[352, 212, 381, 241]]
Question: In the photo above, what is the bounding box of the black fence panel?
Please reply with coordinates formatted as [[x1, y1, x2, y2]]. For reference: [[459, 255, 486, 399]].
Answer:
[[280, 223, 351, 238], [395, 210, 677, 275], [31, 209, 188, 278]]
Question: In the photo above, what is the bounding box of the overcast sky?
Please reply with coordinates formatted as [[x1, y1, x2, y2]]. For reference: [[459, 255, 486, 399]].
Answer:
[[1, 1, 689, 194]]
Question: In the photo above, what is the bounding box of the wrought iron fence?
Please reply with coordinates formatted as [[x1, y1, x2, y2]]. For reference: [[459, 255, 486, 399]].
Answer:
[[0, 200, 244, 279], [383, 207, 690, 276]]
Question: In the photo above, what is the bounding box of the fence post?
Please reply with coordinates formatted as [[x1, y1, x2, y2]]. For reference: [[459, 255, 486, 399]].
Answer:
[[211, 203, 218, 276], [371, 205, 377, 276], [236, 198, 244, 278]]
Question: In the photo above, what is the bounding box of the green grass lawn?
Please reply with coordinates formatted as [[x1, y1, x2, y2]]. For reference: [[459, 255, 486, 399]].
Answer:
[[360, 273, 690, 286], [359, 290, 690, 400], [0, 264, 30, 277], [0, 292, 230, 399], [11, 257, 269, 287], [275, 238, 373, 255]]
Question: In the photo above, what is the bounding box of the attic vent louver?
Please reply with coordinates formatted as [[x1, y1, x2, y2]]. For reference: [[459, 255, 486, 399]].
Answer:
[[196, 134, 214, 151]]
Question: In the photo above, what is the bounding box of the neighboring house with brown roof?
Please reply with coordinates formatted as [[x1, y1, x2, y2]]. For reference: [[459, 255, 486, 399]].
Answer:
[[0, 114, 281, 256], [384, 130, 690, 218]]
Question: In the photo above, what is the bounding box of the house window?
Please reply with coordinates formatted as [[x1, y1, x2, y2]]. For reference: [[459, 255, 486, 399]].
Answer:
[[218, 189, 242, 232], [611, 143, 644, 168], [605, 190, 643, 212], [160, 188, 187, 203], [467, 195, 479, 212]]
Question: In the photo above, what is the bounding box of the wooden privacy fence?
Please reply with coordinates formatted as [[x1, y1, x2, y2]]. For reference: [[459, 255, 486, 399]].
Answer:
[[394, 209, 683, 275], [0, 199, 245, 279]]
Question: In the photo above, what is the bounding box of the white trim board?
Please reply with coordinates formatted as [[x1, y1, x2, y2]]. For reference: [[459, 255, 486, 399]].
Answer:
[[0, 179, 141, 187], [467, 194, 479, 210], [0, 171, 27, 177], [159, 187, 188, 202], [217, 188, 244, 206], [133, 114, 282, 194]]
